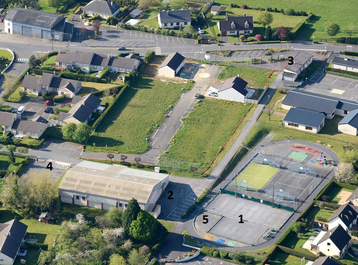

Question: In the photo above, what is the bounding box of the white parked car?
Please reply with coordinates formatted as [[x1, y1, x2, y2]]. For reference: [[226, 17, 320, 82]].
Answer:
[[208, 91, 218, 97]]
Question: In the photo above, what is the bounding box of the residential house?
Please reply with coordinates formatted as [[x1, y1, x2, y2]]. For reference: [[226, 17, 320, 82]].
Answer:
[[4, 8, 73, 41], [328, 202, 358, 231], [0, 219, 27, 265], [217, 14, 254, 36], [55, 51, 140, 73], [217, 76, 254, 102], [310, 224, 351, 258], [281, 90, 358, 119], [129, 9, 143, 18], [211, 5, 222, 15], [338, 108, 358, 135], [158, 10, 191, 29], [311, 256, 344, 265], [83, 0, 120, 19], [158, 52, 185, 77], [58, 160, 169, 217], [332, 56, 358, 73], [58, 94, 101, 124], [0, 112, 47, 139], [283, 108, 325, 133], [282, 51, 313, 81], [21, 73, 81, 98]]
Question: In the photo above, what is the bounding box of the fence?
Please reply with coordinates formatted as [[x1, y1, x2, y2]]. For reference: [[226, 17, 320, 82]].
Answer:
[[220, 188, 295, 212], [157, 157, 202, 174]]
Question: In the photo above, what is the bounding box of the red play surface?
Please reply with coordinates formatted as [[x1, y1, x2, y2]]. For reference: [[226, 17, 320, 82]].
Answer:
[[289, 145, 320, 154]]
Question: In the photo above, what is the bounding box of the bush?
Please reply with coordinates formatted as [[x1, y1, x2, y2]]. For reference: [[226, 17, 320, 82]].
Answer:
[[219, 250, 228, 259], [213, 251, 219, 257], [257, 40, 281, 44], [352, 230, 358, 237], [344, 51, 358, 56], [284, 8, 295, 15], [42, 91, 54, 101], [181, 204, 196, 219], [53, 94, 66, 102], [100, 67, 109, 78], [255, 34, 262, 41], [325, 67, 358, 80], [202, 246, 215, 256], [149, 258, 157, 265], [337, 38, 358, 45], [290, 22, 306, 38], [241, 4, 247, 9], [195, 188, 211, 204]]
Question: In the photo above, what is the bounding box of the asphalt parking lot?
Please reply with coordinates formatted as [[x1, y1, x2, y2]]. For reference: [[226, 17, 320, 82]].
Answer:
[[166, 254, 236, 265], [305, 72, 358, 101], [21, 159, 70, 181]]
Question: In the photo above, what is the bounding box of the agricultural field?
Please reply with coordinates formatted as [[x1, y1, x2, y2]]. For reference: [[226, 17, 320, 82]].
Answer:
[[86, 77, 193, 153], [214, 0, 358, 40]]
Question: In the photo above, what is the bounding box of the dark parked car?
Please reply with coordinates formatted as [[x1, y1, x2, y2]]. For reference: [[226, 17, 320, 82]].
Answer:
[[44, 107, 53, 113], [117, 47, 126, 50]]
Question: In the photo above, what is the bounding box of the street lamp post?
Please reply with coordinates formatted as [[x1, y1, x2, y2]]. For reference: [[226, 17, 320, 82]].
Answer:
[[312, 36, 314, 44]]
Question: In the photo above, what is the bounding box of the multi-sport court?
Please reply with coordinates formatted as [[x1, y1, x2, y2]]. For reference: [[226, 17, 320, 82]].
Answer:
[[195, 141, 335, 246]]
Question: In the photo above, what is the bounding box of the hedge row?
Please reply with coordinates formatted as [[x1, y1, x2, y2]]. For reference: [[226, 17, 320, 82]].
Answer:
[[2, 66, 30, 102], [344, 51, 358, 56], [313, 200, 340, 209], [290, 22, 306, 38], [54, 94, 66, 102], [277, 245, 317, 261], [336, 37, 358, 45], [59, 72, 107, 83], [195, 188, 211, 204], [325, 67, 358, 80], [25, 242, 49, 251], [100, 67, 109, 78], [91, 85, 127, 129], [181, 204, 196, 219], [148, 258, 157, 265], [315, 181, 335, 201], [257, 40, 281, 44]]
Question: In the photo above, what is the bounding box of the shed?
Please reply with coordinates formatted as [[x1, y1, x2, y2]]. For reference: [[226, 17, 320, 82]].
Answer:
[[338, 108, 358, 135], [158, 52, 185, 77], [283, 107, 325, 133]]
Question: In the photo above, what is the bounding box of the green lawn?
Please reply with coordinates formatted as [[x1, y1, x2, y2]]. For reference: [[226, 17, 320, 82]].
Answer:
[[218, 65, 275, 88], [280, 231, 316, 255], [141, 17, 159, 28], [268, 248, 306, 265], [56, 103, 71, 113], [214, 0, 358, 40], [164, 99, 252, 167], [159, 220, 175, 233], [318, 182, 355, 203], [231, 163, 279, 189], [86, 77, 194, 153], [0, 153, 28, 172], [8, 86, 23, 101], [42, 55, 57, 66], [0, 49, 13, 72], [77, 82, 120, 95]]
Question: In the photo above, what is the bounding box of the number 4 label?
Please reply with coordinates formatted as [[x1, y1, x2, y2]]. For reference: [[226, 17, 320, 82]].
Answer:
[[46, 162, 53, 171]]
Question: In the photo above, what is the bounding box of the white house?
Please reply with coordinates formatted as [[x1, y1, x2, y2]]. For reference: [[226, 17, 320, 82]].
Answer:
[[158, 10, 191, 29], [311, 224, 351, 258], [0, 219, 27, 265], [328, 202, 358, 231], [58, 161, 169, 218], [312, 256, 344, 265], [158, 52, 185, 77], [83, 0, 120, 19], [282, 51, 313, 81], [217, 76, 253, 102], [338, 109, 358, 136], [283, 107, 325, 134], [332, 56, 358, 73]]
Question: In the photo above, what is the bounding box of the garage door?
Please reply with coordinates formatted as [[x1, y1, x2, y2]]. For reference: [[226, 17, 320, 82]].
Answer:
[[22, 26, 32, 37], [221, 31, 227, 36], [41, 30, 51, 39]]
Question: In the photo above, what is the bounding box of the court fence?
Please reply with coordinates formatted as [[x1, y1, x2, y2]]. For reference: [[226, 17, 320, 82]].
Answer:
[[220, 188, 295, 212]]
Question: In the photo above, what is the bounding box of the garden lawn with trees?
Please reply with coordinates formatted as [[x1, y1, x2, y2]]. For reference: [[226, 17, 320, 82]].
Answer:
[[86, 77, 194, 153], [0, 49, 13, 72]]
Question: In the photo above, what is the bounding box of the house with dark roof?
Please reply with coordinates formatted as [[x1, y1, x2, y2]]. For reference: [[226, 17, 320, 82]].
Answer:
[[83, 0, 120, 19], [328, 202, 358, 231], [158, 10, 191, 29], [338, 108, 358, 135], [312, 256, 344, 265], [310, 224, 351, 258], [217, 14, 254, 36], [55, 51, 140, 74], [217, 76, 253, 102], [0, 219, 27, 265], [282, 51, 313, 81], [4, 8, 73, 41], [283, 107, 325, 133], [332, 56, 358, 73], [58, 94, 101, 124], [21, 73, 81, 98], [158, 52, 185, 77]]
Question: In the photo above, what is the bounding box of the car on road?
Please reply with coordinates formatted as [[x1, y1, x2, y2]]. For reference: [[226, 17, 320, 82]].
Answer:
[[198, 30, 204, 34], [11, 108, 17, 113], [195, 93, 201, 99], [208, 91, 218, 97], [45, 100, 51, 106], [44, 107, 53, 113], [0, 17, 4, 23], [117, 47, 126, 50]]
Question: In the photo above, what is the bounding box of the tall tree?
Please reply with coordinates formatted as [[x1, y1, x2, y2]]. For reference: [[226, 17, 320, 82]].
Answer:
[[122, 198, 141, 234], [129, 210, 157, 242], [0, 173, 18, 211], [105, 207, 123, 227], [28, 55, 40, 69], [334, 162, 355, 183], [109, 254, 127, 265], [6, 145, 16, 164], [325, 23, 340, 37], [257, 11, 273, 28], [275, 26, 290, 41], [265, 25, 272, 40], [62, 123, 77, 142], [74, 123, 91, 144], [128, 249, 145, 265]]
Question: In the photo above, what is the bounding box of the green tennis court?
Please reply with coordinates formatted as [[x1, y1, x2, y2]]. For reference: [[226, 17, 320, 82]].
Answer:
[[231, 163, 279, 189], [288, 151, 307, 162]]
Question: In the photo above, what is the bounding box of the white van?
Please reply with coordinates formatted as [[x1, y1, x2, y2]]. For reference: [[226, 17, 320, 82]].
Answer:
[[17, 106, 25, 114]]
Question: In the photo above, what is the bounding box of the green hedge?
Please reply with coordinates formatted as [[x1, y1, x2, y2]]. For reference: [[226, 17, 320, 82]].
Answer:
[[336, 182, 358, 190], [257, 40, 281, 44], [275, 227, 293, 245], [181, 204, 196, 219], [54, 94, 66, 102], [325, 67, 358, 80], [100, 67, 109, 78], [290, 22, 306, 38], [261, 245, 278, 264], [313, 200, 340, 209], [336, 37, 358, 45], [91, 85, 127, 129], [277, 245, 317, 260], [344, 51, 358, 56], [315, 181, 335, 200], [59, 72, 106, 83], [25, 242, 49, 251], [195, 188, 211, 204]]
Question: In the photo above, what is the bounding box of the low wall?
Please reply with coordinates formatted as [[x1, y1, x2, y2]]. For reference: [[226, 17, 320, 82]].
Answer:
[[0, 48, 15, 75]]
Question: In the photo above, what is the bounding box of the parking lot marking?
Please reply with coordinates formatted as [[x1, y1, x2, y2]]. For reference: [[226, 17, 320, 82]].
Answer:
[[331, 77, 339, 85], [182, 38, 186, 44]]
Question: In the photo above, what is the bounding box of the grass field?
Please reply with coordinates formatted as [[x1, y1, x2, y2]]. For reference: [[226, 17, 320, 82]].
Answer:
[[231, 163, 279, 189], [0, 153, 28, 172], [42, 55, 57, 66], [0, 49, 13, 72], [164, 99, 252, 168], [319, 182, 355, 204], [77, 82, 120, 95], [268, 249, 304, 265], [218, 65, 276, 88], [86, 77, 193, 153], [214, 0, 358, 40]]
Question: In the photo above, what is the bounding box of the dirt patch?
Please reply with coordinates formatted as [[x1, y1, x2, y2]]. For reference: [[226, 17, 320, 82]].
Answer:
[[337, 190, 352, 205], [187, 2, 203, 9]]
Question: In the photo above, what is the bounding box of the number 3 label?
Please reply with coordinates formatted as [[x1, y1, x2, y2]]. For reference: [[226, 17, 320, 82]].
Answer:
[[288, 56, 294, 65]]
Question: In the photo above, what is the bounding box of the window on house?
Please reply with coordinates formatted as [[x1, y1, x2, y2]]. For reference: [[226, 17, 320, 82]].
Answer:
[[344, 110, 348, 114], [84, 64, 86, 66], [288, 122, 299, 127], [75, 62, 78, 66], [76, 195, 79, 200], [230, 31, 236, 34], [42, 85, 46, 89], [33, 89, 36, 93], [94, 65, 97, 69], [125, 204, 128, 207], [119, 203, 123, 207], [31, 133, 35, 136], [184, 22, 187, 25], [327, 242, 331, 246], [82, 196, 85, 200], [305, 126, 313, 130]]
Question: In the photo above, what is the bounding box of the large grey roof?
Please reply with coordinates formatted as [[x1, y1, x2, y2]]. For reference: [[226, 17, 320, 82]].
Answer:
[[219, 76, 248, 96], [60, 94, 100, 123], [58, 161, 169, 204], [0, 219, 27, 260], [21, 73, 79, 93], [313, 257, 344, 265], [12, 120, 47, 134], [159, 52, 185, 70], [332, 56, 358, 68], [218, 15, 254, 32], [158, 10, 191, 23], [56, 51, 94, 65], [282, 90, 338, 114], [108, 57, 138, 69], [318, 224, 351, 251], [284, 107, 325, 127], [0, 112, 16, 128], [339, 109, 358, 129], [83, 0, 120, 16], [284, 51, 313, 73], [5, 8, 64, 30]]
